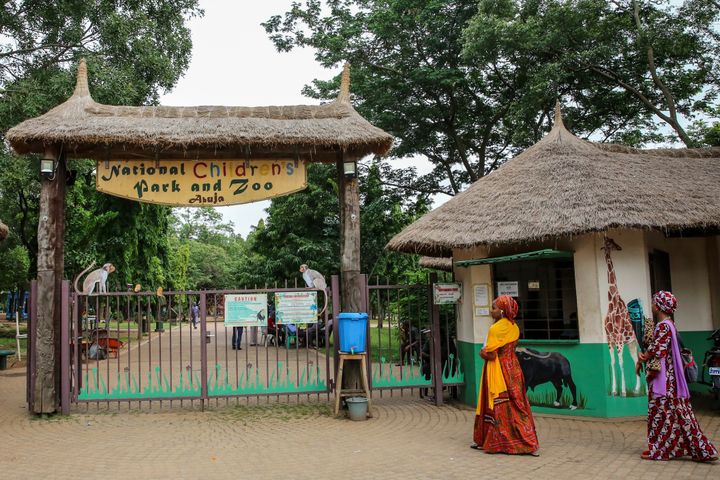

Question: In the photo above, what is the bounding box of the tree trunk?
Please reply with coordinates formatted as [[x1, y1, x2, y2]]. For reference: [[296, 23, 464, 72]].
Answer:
[[33, 150, 65, 414], [337, 152, 364, 390]]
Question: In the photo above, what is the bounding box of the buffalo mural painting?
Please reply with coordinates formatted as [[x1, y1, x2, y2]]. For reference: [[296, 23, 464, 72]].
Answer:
[[516, 347, 578, 410]]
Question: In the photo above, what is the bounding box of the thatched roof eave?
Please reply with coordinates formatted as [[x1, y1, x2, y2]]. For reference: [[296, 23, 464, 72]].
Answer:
[[386, 104, 720, 256], [7, 60, 394, 161], [418, 256, 453, 271]]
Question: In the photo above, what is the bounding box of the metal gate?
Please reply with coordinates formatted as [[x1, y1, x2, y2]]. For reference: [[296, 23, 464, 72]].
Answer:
[[63, 285, 331, 411], [363, 272, 463, 405], [33, 274, 463, 412]]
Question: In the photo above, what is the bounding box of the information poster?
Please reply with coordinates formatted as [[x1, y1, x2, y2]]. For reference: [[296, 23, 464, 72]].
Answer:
[[276, 291, 318, 325], [497, 281, 519, 297], [473, 284, 489, 307], [433, 283, 462, 304], [224, 293, 268, 327]]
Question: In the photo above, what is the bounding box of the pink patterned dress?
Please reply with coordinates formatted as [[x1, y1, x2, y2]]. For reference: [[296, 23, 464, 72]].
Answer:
[[646, 321, 717, 460]]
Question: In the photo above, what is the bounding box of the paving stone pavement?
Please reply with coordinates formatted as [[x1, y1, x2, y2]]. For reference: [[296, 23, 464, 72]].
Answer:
[[1, 367, 718, 479]]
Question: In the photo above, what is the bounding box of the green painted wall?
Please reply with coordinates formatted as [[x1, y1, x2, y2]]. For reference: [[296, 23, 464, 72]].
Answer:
[[457, 340, 483, 407], [679, 330, 716, 394], [455, 330, 715, 418]]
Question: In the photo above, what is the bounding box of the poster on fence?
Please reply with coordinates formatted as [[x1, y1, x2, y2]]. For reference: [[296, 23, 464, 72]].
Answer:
[[224, 293, 268, 327], [433, 283, 462, 305], [275, 291, 318, 325]]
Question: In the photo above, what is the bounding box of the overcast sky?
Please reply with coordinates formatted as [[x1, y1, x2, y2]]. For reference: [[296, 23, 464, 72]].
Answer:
[[160, 1, 438, 237]]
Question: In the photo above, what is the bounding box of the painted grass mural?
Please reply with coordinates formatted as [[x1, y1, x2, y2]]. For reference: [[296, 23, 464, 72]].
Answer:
[[371, 355, 464, 388], [207, 362, 326, 395], [79, 366, 200, 400]]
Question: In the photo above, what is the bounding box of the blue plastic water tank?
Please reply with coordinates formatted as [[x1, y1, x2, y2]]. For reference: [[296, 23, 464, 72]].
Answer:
[[338, 312, 368, 353]]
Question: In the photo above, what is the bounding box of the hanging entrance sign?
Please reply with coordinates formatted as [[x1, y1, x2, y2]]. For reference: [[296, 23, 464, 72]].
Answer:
[[275, 291, 318, 325], [96, 159, 307, 206], [433, 283, 462, 305], [224, 294, 268, 327]]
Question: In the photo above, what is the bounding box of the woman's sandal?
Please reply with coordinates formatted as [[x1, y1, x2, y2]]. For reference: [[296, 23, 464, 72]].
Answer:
[[641, 452, 668, 461], [692, 456, 718, 463], [470, 443, 482, 450]]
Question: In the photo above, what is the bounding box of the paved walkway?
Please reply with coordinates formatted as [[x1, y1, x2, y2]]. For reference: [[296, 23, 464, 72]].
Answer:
[[1, 367, 718, 479]]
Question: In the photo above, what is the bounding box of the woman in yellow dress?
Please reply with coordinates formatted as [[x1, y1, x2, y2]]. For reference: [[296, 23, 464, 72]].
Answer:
[[471, 295, 539, 455]]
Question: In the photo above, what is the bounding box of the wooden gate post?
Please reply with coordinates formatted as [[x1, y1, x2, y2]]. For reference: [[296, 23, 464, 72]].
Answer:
[[34, 147, 66, 413], [336, 151, 364, 390], [429, 273, 444, 406]]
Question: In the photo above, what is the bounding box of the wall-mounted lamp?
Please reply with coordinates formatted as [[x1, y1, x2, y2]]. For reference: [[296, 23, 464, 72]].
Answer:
[[40, 155, 57, 179], [343, 159, 357, 179]]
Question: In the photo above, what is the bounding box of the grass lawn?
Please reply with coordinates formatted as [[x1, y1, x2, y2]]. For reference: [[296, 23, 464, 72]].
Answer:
[[326, 325, 402, 363], [0, 337, 26, 356]]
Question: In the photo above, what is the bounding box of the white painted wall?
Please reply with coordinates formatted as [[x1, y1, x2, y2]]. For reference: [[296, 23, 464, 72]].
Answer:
[[571, 234, 604, 343], [449, 230, 719, 349], [645, 232, 715, 332], [453, 246, 493, 344]]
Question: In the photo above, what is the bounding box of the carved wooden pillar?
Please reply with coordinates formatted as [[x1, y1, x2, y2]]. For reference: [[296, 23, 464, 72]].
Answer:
[[337, 151, 364, 389], [34, 147, 66, 413]]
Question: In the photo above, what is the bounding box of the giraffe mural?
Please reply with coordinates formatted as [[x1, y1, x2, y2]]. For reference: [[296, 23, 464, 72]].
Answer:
[[602, 237, 641, 396]]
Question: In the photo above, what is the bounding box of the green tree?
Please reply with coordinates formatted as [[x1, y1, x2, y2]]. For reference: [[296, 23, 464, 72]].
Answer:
[[236, 161, 429, 287], [187, 241, 233, 290], [172, 207, 238, 247], [0, 244, 30, 290], [462, 0, 720, 147], [264, 0, 719, 201], [237, 163, 340, 286], [0, 0, 203, 285]]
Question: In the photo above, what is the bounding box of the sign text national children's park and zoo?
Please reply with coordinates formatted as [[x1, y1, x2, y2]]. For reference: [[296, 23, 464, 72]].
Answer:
[[96, 159, 307, 206]]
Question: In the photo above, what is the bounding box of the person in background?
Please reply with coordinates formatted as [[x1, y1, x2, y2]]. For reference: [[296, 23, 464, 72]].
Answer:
[[190, 302, 199, 330], [637, 291, 717, 462], [471, 295, 539, 456], [419, 328, 433, 399], [398, 321, 420, 366], [232, 326, 243, 350]]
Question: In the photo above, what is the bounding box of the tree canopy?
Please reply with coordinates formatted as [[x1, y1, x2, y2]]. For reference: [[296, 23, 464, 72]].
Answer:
[[0, 0, 203, 291], [264, 0, 719, 201]]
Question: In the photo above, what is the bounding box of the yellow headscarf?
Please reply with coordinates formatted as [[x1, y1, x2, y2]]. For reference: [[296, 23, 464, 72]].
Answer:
[[477, 316, 520, 411]]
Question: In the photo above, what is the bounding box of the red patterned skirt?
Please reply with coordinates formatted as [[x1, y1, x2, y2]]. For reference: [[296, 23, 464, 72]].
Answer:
[[647, 396, 717, 460], [473, 343, 539, 454]]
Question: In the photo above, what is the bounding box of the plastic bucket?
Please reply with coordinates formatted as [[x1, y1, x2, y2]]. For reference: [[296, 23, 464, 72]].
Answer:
[[338, 312, 368, 353], [346, 396, 369, 421]]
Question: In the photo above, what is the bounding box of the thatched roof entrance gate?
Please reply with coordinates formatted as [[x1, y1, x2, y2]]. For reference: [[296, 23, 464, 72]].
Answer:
[[8, 59, 392, 413]]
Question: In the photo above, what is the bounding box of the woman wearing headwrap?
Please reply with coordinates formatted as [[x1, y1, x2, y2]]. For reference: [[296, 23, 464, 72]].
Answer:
[[470, 295, 539, 455], [637, 291, 717, 461]]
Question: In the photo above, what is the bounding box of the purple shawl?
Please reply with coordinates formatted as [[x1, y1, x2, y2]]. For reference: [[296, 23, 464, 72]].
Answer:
[[650, 319, 690, 399]]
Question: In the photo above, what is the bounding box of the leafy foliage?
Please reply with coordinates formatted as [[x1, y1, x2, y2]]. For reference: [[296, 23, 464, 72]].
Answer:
[[462, 0, 720, 147], [0, 0, 202, 289], [264, 0, 719, 204]]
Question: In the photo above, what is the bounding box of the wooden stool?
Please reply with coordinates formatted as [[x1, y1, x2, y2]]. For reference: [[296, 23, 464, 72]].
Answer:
[[333, 353, 372, 417]]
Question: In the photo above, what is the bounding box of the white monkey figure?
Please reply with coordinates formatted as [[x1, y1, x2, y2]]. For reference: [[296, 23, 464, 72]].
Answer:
[[299, 264, 327, 290], [299, 264, 328, 316], [74, 262, 116, 294]]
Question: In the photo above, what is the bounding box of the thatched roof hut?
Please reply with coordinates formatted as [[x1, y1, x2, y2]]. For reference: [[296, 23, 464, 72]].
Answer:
[[6, 60, 393, 161], [387, 105, 720, 257], [419, 256, 453, 271], [0, 220, 8, 242]]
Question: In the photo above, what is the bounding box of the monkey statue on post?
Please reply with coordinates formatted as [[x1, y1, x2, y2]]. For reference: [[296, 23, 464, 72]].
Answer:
[[299, 264, 328, 316], [74, 261, 116, 295]]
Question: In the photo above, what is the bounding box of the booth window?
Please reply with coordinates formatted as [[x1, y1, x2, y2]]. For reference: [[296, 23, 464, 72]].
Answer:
[[649, 249, 672, 293], [493, 258, 579, 340]]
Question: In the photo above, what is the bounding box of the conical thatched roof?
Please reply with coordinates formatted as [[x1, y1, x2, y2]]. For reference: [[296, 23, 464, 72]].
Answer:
[[419, 256, 453, 271], [6, 60, 393, 161], [387, 104, 720, 256], [0, 219, 8, 241]]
